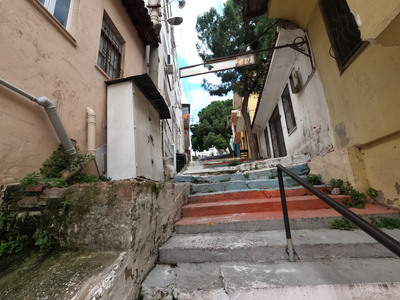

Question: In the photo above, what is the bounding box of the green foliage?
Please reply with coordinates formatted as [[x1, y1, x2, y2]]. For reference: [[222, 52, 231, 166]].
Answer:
[[191, 177, 200, 184], [33, 229, 53, 252], [243, 173, 249, 179], [306, 175, 322, 185], [369, 216, 400, 229], [0, 235, 28, 256], [331, 217, 357, 230], [329, 179, 367, 208], [196, 1, 277, 97], [366, 188, 378, 198], [191, 100, 233, 154], [268, 174, 276, 179], [228, 160, 240, 166], [69, 173, 102, 185], [19, 172, 67, 188], [40, 145, 93, 178]]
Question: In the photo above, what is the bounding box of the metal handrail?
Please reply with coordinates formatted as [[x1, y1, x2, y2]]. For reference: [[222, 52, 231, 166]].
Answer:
[[276, 164, 400, 261]]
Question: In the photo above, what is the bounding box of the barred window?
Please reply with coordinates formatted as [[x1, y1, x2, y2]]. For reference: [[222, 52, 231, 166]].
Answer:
[[320, 0, 367, 72], [97, 15, 124, 79]]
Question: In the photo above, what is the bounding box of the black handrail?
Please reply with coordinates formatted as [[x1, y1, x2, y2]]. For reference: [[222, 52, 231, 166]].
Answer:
[[277, 164, 400, 260]]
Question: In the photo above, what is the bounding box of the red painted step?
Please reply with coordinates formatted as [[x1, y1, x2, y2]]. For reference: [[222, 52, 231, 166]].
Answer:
[[188, 187, 330, 204], [182, 194, 350, 217], [176, 203, 400, 227]]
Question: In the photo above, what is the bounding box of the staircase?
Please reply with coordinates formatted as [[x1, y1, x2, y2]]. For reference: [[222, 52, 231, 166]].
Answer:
[[142, 161, 400, 299]]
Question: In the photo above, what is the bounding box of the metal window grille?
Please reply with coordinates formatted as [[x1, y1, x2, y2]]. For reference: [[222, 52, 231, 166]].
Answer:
[[97, 18, 123, 79], [320, 0, 366, 71]]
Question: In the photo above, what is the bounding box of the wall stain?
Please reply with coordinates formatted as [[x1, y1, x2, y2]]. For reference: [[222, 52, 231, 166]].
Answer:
[[334, 122, 350, 147], [395, 182, 400, 195]]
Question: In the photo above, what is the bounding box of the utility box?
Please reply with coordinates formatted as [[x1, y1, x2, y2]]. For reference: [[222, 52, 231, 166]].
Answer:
[[106, 74, 170, 181]]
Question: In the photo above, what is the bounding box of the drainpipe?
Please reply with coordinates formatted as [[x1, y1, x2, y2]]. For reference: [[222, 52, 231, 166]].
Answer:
[[86, 107, 96, 155], [0, 78, 76, 155], [148, 0, 161, 87]]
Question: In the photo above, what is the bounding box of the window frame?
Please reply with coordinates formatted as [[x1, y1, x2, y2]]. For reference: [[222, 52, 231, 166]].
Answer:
[[38, 0, 74, 29], [97, 14, 125, 79], [281, 84, 296, 134], [320, 0, 368, 73]]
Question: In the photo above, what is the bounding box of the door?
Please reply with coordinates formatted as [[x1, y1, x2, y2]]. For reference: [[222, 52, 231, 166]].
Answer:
[[269, 105, 287, 157]]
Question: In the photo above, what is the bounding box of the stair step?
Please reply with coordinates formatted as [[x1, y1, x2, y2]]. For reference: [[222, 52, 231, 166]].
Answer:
[[142, 258, 400, 300], [176, 204, 400, 234], [190, 176, 309, 193], [182, 195, 349, 217], [188, 186, 329, 204], [159, 229, 400, 264]]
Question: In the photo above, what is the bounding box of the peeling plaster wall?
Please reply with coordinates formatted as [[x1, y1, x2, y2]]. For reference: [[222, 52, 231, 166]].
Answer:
[[0, 0, 145, 184], [268, 1, 400, 207], [254, 28, 334, 160]]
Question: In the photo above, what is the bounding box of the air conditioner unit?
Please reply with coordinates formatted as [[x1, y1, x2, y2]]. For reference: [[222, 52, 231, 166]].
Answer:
[[166, 64, 174, 74]]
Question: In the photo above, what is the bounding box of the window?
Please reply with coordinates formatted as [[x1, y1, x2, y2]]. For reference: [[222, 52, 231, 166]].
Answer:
[[97, 15, 124, 79], [39, 0, 72, 28], [320, 0, 367, 72], [281, 84, 296, 133]]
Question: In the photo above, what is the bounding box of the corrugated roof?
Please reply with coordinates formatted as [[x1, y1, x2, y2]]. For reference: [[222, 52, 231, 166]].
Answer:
[[121, 0, 160, 47], [105, 74, 171, 119]]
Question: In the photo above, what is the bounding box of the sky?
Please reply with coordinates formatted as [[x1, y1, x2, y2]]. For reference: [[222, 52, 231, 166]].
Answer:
[[171, 0, 233, 124]]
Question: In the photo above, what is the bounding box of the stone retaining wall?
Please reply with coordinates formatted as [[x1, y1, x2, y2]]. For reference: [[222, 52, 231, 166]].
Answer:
[[0, 180, 190, 299]]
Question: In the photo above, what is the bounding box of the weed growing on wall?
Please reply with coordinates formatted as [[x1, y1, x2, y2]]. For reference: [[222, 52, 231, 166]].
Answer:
[[329, 179, 369, 209], [19, 144, 111, 187], [306, 174, 322, 185], [40, 145, 93, 178]]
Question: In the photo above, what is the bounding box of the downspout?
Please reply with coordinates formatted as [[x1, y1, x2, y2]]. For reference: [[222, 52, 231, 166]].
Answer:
[[148, 0, 161, 87], [86, 107, 96, 155], [0, 78, 76, 155]]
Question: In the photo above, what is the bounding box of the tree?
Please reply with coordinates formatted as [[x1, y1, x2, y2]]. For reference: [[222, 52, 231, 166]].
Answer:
[[196, 0, 276, 158], [191, 99, 234, 156]]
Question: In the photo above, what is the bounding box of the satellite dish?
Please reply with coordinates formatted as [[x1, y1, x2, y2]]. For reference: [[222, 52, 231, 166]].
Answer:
[[167, 17, 183, 26], [178, 0, 186, 9]]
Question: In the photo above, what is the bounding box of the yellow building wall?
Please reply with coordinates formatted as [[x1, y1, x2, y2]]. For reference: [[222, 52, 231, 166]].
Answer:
[[0, 0, 146, 184], [269, 1, 400, 208]]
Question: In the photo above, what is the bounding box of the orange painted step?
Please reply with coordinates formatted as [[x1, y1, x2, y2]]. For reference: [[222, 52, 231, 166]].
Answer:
[[182, 195, 350, 218], [188, 187, 330, 204], [176, 203, 400, 227]]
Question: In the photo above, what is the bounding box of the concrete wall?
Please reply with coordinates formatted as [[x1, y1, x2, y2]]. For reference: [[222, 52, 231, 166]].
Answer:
[[266, 0, 400, 208], [0, 0, 146, 184], [0, 180, 190, 299]]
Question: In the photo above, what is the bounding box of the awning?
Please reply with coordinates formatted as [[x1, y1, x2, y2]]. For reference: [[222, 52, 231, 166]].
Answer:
[[105, 74, 171, 119]]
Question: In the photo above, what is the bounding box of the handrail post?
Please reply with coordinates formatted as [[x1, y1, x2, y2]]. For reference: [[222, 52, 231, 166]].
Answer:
[[277, 168, 295, 262]]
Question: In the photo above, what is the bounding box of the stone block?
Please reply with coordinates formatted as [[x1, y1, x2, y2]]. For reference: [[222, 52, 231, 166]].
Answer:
[[17, 196, 38, 208], [25, 185, 45, 192], [41, 188, 65, 199]]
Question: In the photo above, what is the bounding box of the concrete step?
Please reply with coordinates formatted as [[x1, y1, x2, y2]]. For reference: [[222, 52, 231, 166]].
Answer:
[[175, 163, 309, 183], [142, 258, 400, 300], [159, 229, 400, 264], [182, 195, 350, 217], [188, 186, 329, 204], [189, 176, 308, 194], [176, 204, 400, 234]]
